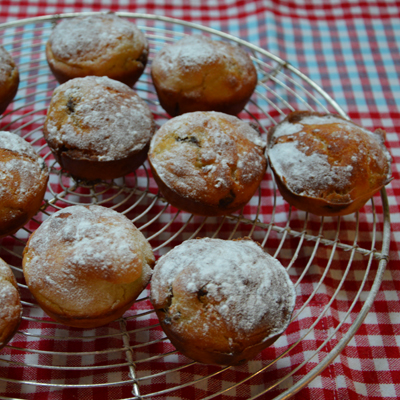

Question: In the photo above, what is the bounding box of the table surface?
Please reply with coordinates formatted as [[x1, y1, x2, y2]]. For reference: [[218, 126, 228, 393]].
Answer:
[[0, 1, 399, 399]]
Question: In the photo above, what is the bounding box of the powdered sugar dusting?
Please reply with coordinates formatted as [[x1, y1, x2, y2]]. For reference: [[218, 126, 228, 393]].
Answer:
[[0, 281, 19, 324], [1, 131, 41, 160], [298, 115, 349, 126], [151, 238, 295, 337], [49, 14, 144, 62], [150, 111, 266, 197], [25, 205, 146, 284], [268, 121, 303, 138], [23, 205, 154, 315], [152, 35, 255, 88], [269, 140, 353, 196], [45, 76, 155, 161], [0, 131, 48, 202], [153, 35, 220, 72], [0, 261, 11, 276], [0, 260, 21, 333], [268, 113, 392, 199]]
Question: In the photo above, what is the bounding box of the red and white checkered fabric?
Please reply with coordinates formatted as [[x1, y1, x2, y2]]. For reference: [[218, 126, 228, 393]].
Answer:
[[0, 1, 399, 399]]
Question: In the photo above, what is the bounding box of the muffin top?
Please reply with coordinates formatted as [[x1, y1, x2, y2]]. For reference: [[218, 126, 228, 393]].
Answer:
[[23, 205, 155, 313], [151, 237, 295, 341], [0, 131, 48, 209], [267, 111, 392, 205], [151, 35, 257, 115], [48, 14, 147, 65], [149, 111, 266, 211], [43, 76, 156, 162]]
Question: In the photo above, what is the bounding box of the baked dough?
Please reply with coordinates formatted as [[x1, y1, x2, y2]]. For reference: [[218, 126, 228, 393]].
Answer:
[[0, 131, 49, 237], [150, 237, 296, 365], [46, 13, 148, 87], [23, 205, 155, 328], [0, 258, 22, 350], [148, 111, 266, 216], [0, 46, 19, 114], [267, 111, 392, 216], [151, 35, 257, 116], [43, 76, 156, 181]]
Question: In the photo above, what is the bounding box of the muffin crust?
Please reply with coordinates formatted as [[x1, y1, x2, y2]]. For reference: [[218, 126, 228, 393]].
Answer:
[[267, 111, 392, 216], [151, 35, 257, 116], [46, 14, 148, 87], [148, 111, 267, 216]]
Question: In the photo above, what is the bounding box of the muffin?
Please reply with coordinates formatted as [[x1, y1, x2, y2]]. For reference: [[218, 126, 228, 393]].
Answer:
[[0, 258, 22, 350], [46, 13, 148, 87], [0, 46, 19, 114], [0, 131, 49, 237], [43, 76, 156, 181], [22, 205, 155, 328], [151, 35, 258, 116], [150, 237, 296, 366], [267, 111, 392, 216], [148, 111, 267, 216]]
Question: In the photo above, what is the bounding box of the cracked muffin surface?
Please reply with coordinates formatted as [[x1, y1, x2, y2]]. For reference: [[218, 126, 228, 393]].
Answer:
[[267, 111, 392, 216], [150, 237, 296, 365], [46, 13, 148, 87], [151, 35, 257, 116], [43, 76, 156, 180], [0, 131, 49, 237], [148, 111, 267, 216], [22, 205, 155, 328]]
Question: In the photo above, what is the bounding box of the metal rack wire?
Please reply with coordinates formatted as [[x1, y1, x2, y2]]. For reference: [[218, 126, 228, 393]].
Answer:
[[0, 12, 391, 400]]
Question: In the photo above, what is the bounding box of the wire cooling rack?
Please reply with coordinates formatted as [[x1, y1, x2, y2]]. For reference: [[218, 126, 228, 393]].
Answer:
[[0, 12, 391, 400]]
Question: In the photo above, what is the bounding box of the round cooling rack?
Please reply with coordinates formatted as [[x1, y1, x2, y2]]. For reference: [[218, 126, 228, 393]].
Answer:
[[0, 12, 391, 400]]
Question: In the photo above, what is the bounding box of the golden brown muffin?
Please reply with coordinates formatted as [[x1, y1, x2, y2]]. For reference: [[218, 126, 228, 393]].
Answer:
[[0, 131, 49, 237], [267, 111, 392, 216], [22, 205, 155, 329], [43, 76, 156, 181], [151, 35, 258, 116], [46, 13, 148, 87], [148, 111, 267, 216], [0, 258, 22, 350], [0, 46, 19, 115], [150, 237, 296, 366]]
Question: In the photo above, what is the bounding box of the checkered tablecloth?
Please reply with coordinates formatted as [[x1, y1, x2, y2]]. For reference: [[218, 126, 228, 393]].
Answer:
[[0, 1, 399, 399]]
